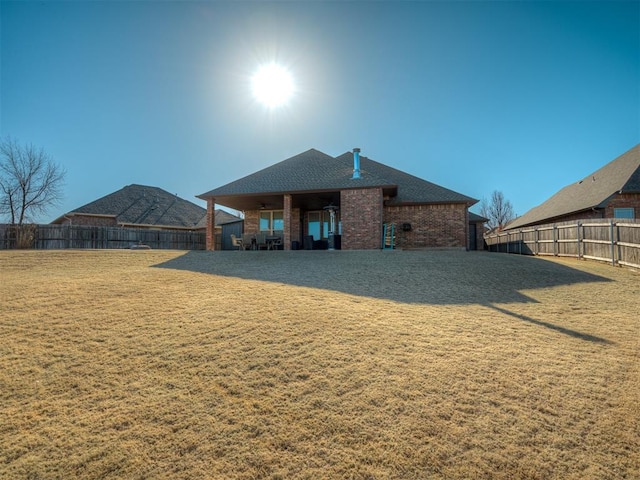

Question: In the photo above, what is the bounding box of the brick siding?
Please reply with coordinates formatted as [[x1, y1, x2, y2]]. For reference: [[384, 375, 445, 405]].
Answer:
[[216, 192, 475, 251], [243, 210, 259, 235], [290, 208, 301, 246], [605, 193, 640, 218], [206, 198, 215, 250], [341, 188, 383, 250], [384, 203, 468, 249]]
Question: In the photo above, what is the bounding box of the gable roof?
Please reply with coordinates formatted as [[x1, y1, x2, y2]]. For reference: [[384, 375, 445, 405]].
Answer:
[[52, 184, 209, 229], [212, 209, 242, 226], [506, 144, 640, 230], [193, 209, 242, 229], [198, 148, 476, 208]]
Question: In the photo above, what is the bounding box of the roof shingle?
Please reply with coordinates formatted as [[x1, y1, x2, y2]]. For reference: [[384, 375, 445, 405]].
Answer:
[[199, 148, 476, 206], [54, 184, 208, 228], [506, 144, 640, 230]]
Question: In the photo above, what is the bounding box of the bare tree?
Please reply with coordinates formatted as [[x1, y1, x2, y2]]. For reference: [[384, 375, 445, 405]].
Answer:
[[0, 137, 65, 225], [480, 190, 515, 231]]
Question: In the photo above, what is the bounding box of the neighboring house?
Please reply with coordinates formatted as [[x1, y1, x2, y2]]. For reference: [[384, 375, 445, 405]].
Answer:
[[505, 144, 640, 230], [52, 184, 237, 231], [198, 148, 478, 250]]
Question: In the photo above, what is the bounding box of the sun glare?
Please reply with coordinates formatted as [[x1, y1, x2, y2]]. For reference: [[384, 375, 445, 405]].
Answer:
[[251, 63, 295, 108]]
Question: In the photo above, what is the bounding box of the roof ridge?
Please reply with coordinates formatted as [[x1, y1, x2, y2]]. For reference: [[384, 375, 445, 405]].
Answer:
[[53, 184, 206, 228]]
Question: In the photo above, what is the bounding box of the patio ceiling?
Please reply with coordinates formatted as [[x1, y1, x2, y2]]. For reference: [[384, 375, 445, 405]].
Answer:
[[213, 185, 397, 213], [213, 190, 342, 213]]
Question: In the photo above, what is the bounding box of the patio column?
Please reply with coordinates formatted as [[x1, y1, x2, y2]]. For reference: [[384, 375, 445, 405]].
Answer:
[[206, 198, 216, 251], [283, 194, 292, 250]]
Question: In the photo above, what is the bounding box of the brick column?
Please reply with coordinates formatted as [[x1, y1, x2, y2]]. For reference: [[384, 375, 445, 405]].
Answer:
[[206, 198, 216, 251], [341, 188, 383, 250], [283, 194, 292, 250]]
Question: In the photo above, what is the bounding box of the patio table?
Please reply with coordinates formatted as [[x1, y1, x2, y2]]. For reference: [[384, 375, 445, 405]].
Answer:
[[266, 236, 281, 250]]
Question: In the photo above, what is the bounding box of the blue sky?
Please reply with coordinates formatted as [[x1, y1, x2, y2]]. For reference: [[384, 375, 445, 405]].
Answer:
[[1, 0, 638, 222]]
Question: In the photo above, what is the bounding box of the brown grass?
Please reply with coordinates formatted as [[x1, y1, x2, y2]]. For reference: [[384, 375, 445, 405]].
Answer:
[[1, 249, 638, 479]]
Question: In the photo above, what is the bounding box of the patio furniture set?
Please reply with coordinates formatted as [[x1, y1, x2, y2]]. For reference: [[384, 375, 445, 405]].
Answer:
[[231, 233, 282, 251]]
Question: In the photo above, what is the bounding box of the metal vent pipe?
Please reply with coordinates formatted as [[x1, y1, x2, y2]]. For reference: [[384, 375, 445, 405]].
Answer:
[[352, 148, 361, 179]]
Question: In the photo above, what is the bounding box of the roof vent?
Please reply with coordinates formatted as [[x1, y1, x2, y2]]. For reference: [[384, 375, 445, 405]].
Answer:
[[352, 148, 361, 179]]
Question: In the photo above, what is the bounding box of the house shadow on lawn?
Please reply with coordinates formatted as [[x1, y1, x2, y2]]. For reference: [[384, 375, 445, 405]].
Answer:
[[155, 250, 611, 344], [153, 250, 610, 307], [154, 250, 614, 344]]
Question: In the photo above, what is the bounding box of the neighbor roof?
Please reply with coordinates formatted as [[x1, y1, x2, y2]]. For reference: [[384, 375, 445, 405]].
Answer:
[[506, 144, 640, 230], [469, 212, 488, 223], [198, 148, 476, 208], [52, 184, 209, 229], [194, 209, 241, 229]]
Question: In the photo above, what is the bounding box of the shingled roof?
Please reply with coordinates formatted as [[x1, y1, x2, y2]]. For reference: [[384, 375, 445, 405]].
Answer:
[[198, 148, 476, 208], [53, 184, 209, 229], [469, 212, 488, 223], [506, 144, 640, 230]]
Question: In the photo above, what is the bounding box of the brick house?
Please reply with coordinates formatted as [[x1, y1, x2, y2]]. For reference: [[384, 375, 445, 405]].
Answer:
[[198, 148, 479, 250], [51, 183, 238, 231], [505, 144, 640, 230]]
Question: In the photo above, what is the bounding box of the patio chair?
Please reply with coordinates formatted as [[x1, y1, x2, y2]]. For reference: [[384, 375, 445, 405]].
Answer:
[[255, 232, 268, 250], [230, 234, 245, 251], [242, 233, 255, 250]]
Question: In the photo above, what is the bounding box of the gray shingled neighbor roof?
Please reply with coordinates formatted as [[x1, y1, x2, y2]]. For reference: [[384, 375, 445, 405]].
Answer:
[[469, 212, 488, 223], [198, 148, 476, 207], [53, 184, 210, 228], [506, 144, 640, 230], [194, 209, 241, 230]]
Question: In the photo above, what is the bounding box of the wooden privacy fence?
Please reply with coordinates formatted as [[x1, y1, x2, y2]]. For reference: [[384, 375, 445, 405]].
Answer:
[[485, 219, 640, 269], [0, 224, 206, 250]]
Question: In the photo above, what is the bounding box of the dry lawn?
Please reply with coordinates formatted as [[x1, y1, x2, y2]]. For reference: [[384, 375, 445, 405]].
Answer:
[[0, 249, 638, 479]]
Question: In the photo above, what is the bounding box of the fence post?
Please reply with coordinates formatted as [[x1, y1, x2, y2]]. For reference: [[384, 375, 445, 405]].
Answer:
[[553, 224, 558, 256], [577, 221, 582, 259], [609, 220, 616, 267], [617, 223, 622, 265], [610, 220, 617, 266]]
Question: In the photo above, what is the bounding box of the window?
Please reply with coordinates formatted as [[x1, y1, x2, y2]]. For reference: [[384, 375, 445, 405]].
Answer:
[[273, 211, 284, 231], [614, 208, 635, 219], [308, 212, 321, 240], [259, 210, 284, 233], [307, 210, 340, 240]]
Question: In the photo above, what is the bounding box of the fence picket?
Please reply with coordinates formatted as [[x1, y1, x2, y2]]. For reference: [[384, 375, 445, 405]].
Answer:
[[485, 218, 640, 269], [0, 224, 206, 250]]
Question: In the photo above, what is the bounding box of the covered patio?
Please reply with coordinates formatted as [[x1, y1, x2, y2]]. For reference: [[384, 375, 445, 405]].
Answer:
[[214, 189, 351, 251]]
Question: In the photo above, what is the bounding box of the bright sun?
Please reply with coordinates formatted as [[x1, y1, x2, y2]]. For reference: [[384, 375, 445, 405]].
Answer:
[[251, 63, 295, 108]]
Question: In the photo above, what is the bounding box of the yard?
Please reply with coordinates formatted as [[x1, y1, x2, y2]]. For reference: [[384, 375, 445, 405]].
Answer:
[[1, 249, 638, 479]]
